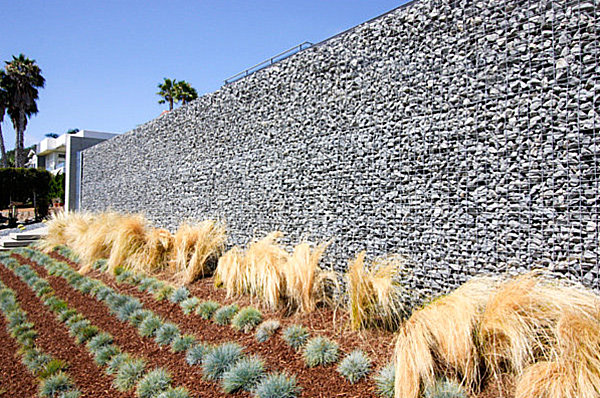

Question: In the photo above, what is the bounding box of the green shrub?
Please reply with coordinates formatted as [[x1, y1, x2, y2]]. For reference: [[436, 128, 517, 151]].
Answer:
[[139, 315, 163, 337], [94, 345, 120, 366], [171, 334, 196, 353], [38, 359, 69, 380], [213, 304, 238, 325], [255, 320, 280, 343], [221, 355, 265, 393], [155, 323, 180, 346], [156, 387, 190, 398], [169, 287, 189, 304], [186, 343, 213, 366], [302, 336, 339, 367], [114, 358, 146, 392], [424, 379, 467, 398], [253, 372, 300, 398], [195, 300, 220, 320], [373, 363, 395, 398], [39, 371, 73, 397], [154, 285, 174, 301], [136, 368, 171, 398], [86, 332, 113, 352], [180, 297, 200, 314], [337, 350, 371, 384], [231, 307, 262, 333], [201, 342, 244, 381], [282, 325, 309, 350]]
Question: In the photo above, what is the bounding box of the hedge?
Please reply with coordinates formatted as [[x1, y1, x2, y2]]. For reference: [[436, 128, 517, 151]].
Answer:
[[0, 168, 52, 218]]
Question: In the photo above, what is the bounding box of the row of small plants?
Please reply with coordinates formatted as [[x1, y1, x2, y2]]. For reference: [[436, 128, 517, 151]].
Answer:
[[51, 245, 396, 396], [4, 251, 192, 398], [0, 257, 82, 398], [20, 247, 303, 398]]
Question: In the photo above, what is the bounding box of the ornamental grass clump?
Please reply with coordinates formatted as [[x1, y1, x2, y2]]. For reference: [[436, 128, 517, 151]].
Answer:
[[137, 228, 174, 274], [253, 372, 300, 398], [337, 350, 371, 384], [170, 220, 226, 284], [22, 349, 51, 374], [156, 387, 191, 398], [221, 355, 265, 393], [136, 368, 172, 398], [196, 300, 220, 319], [169, 287, 189, 304], [106, 353, 132, 376], [139, 315, 163, 338], [424, 379, 467, 398], [180, 297, 200, 314], [374, 363, 395, 398], [255, 319, 280, 343], [282, 325, 309, 351], [347, 251, 408, 331], [186, 343, 213, 366], [38, 211, 71, 253], [105, 213, 150, 275], [39, 371, 74, 397], [74, 211, 121, 274], [87, 332, 113, 352], [94, 345, 121, 366], [154, 285, 174, 301], [116, 299, 143, 322], [201, 342, 244, 381], [129, 309, 154, 327], [232, 307, 263, 333], [155, 323, 180, 346], [171, 334, 196, 353], [213, 304, 238, 325], [38, 359, 69, 380], [114, 358, 146, 392], [302, 336, 339, 367]]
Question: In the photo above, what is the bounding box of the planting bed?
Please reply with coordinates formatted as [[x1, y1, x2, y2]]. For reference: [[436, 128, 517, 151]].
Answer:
[[0, 246, 516, 398]]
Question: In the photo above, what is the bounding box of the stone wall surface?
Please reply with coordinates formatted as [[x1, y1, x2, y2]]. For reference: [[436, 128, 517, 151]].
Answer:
[[82, 0, 600, 299]]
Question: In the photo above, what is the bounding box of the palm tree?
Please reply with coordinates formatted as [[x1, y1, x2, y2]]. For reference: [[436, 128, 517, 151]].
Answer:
[[157, 78, 177, 111], [0, 70, 8, 168], [175, 80, 198, 105], [4, 54, 45, 168]]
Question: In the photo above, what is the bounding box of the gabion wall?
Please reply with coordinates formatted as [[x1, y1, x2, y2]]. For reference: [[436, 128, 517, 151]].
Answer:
[[82, 0, 600, 299]]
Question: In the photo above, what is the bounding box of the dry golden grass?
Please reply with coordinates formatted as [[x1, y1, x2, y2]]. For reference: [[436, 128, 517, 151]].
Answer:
[[282, 241, 334, 313], [38, 211, 71, 252], [347, 251, 408, 331], [76, 211, 123, 274], [393, 278, 496, 398], [215, 246, 246, 295], [135, 228, 173, 274], [170, 220, 226, 284], [105, 213, 149, 274]]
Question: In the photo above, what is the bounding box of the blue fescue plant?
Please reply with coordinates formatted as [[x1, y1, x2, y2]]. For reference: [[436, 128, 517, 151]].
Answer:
[[135, 368, 172, 398], [129, 309, 154, 327], [73, 323, 99, 345], [221, 355, 265, 393], [139, 314, 163, 337], [201, 342, 244, 381], [180, 297, 200, 315], [39, 371, 73, 397], [154, 285, 174, 301], [169, 287, 189, 304], [116, 299, 143, 321], [337, 350, 371, 384], [139, 277, 158, 292], [156, 386, 190, 398], [38, 359, 68, 380], [302, 336, 339, 367], [58, 308, 78, 323], [255, 319, 280, 343], [94, 345, 121, 367], [57, 390, 81, 398], [22, 349, 51, 374], [231, 307, 262, 333], [106, 353, 132, 376], [424, 379, 467, 398], [195, 300, 220, 320], [171, 334, 196, 353], [186, 343, 213, 366], [155, 323, 180, 346], [79, 280, 95, 294], [373, 363, 395, 398], [253, 372, 300, 398], [282, 325, 309, 351], [213, 304, 238, 325], [86, 332, 113, 352], [115, 270, 133, 284], [114, 358, 146, 392]]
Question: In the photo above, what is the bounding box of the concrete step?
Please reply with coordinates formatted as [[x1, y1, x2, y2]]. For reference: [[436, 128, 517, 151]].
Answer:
[[10, 233, 46, 240], [1, 239, 37, 248]]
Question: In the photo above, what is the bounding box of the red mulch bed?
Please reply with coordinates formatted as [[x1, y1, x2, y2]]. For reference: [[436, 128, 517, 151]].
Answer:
[[0, 259, 131, 398], [0, 315, 38, 397]]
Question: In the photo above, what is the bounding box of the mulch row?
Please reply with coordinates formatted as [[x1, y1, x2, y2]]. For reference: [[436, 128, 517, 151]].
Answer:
[[0, 258, 131, 398], [49, 251, 380, 397], [0, 313, 38, 397], [16, 253, 247, 398]]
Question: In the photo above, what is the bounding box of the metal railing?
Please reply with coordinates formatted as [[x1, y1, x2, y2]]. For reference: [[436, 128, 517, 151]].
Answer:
[[224, 41, 313, 85]]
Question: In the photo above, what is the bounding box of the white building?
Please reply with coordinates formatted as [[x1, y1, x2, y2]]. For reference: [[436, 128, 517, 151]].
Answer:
[[33, 130, 119, 210]]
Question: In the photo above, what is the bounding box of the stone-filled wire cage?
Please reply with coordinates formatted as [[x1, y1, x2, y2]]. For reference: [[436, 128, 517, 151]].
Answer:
[[82, 0, 600, 299]]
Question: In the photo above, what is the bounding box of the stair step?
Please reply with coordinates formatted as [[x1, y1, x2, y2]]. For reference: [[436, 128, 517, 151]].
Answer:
[[1, 239, 37, 248], [11, 233, 45, 240]]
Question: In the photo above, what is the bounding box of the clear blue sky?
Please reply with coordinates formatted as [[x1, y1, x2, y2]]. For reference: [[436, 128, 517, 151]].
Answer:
[[0, 0, 407, 150]]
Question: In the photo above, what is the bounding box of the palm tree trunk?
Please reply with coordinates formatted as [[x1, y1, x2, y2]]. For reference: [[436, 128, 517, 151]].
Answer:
[[0, 124, 6, 168], [15, 111, 25, 168], [169, 98, 173, 111]]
